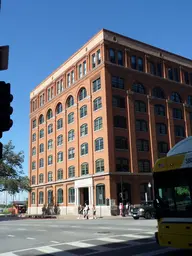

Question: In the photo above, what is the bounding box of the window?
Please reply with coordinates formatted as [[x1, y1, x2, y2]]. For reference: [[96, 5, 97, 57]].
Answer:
[[171, 92, 182, 103], [96, 184, 105, 205], [136, 120, 148, 132], [71, 70, 75, 84], [136, 139, 149, 152], [80, 105, 87, 118], [32, 119, 36, 129], [157, 63, 162, 77], [81, 143, 88, 156], [155, 105, 165, 116], [32, 147, 36, 156], [32, 161, 36, 170], [93, 97, 102, 111], [138, 57, 143, 71], [97, 49, 101, 65], [112, 76, 124, 89], [173, 108, 183, 119], [39, 143, 44, 153], [149, 62, 156, 75], [68, 147, 75, 159], [183, 71, 189, 84], [79, 64, 82, 79], [56, 103, 63, 114], [57, 135, 63, 146], [48, 172, 53, 182], [138, 160, 150, 172], [47, 87, 53, 101], [152, 87, 165, 99], [68, 188, 75, 203], [109, 49, 116, 63], [95, 138, 104, 151], [66, 96, 74, 108], [174, 68, 180, 82], [40, 93, 45, 107], [39, 158, 44, 168], [39, 173, 44, 183], [158, 142, 169, 154], [167, 67, 173, 80], [48, 190, 53, 204], [68, 112, 74, 124], [48, 124, 53, 134], [32, 133, 36, 142], [57, 189, 63, 204], [112, 95, 125, 108], [48, 139, 53, 150], [68, 166, 75, 178], [39, 192, 44, 204], [57, 169, 63, 180], [31, 175, 36, 185], [31, 192, 35, 204], [115, 136, 128, 150], [47, 109, 53, 120], [95, 159, 104, 173], [56, 79, 63, 94], [93, 78, 101, 92], [135, 100, 146, 113], [116, 158, 129, 172], [39, 129, 44, 138], [57, 152, 63, 163], [132, 83, 145, 94], [80, 123, 88, 136], [79, 88, 87, 101], [156, 123, 167, 135], [68, 129, 75, 141], [117, 51, 123, 65], [188, 96, 192, 106], [39, 115, 44, 124], [114, 115, 127, 128], [57, 118, 63, 129], [81, 162, 89, 175], [175, 125, 185, 137], [94, 117, 102, 131], [92, 53, 96, 68], [67, 73, 71, 87], [83, 61, 87, 75], [131, 55, 136, 69], [48, 155, 53, 165]]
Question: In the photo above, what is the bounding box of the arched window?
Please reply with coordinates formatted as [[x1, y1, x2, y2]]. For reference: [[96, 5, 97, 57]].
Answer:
[[152, 87, 165, 99], [79, 87, 87, 101], [39, 158, 44, 168], [57, 169, 63, 180], [56, 102, 63, 114], [68, 129, 75, 141], [39, 191, 44, 204], [57, 188, 63, 203], [68, 166, 75, 178], [96, 184, 105, 205], [40, 129, 44, 138], [39, 114, 44, 124], [48, 124, 53, 134], [81, 162, 89, 175], [171, 92, 182, 103], [66, 95, 74, 108], [95, 138, 104, 151], [93, 97, 102, 111], [47, 109, 53, 120], [31, 175, 36, 185], [31, 192, 35, 204], [57, 152, 63, 163], [68, 148, 75, 159], [81, 143, 88, 156], [68, 187, 75, 203], [48, 171, 53, 182], [95, 159, 104, 172], [57, 134, 63, 146], [48, 190, 53, 204], [132, 83, 145, 94], [39, 173, 44, 183], [32, 147, 36, 156], [39, 143, 44, 153], [48, 139, 53, 150], [48, 155, 53, 165]]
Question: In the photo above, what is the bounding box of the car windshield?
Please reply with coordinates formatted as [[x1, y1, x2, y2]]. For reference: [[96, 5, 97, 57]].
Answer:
[[154, 168, 192, 217]]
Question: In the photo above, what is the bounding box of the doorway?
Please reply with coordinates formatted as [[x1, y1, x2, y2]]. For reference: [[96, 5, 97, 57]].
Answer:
[[80, 187, 89, 205]]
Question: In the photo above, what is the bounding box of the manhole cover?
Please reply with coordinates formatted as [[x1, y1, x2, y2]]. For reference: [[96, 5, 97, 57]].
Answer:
[[97, 231, 110, 234]]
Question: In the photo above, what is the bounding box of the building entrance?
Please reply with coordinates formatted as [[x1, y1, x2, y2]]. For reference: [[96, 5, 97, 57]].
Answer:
[[80, 187, 89, 205]]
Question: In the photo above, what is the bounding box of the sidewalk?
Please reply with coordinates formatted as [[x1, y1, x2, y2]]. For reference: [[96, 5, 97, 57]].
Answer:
[[56, 215, 132, 220]]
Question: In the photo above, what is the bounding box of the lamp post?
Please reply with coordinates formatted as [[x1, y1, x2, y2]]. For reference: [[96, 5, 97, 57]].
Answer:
[[148, 182, 152, 201]]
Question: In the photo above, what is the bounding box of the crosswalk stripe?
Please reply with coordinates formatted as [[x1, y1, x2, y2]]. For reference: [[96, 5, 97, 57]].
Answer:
[[97, 237, 125, 243], [0, 253, 18, 256], [122, 234, 152, 239], [67, 241, 96, 248], [38, 246, 62, 253]]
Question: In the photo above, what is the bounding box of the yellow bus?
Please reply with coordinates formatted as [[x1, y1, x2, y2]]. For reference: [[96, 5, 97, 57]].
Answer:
[[153, 136, 192, 249]]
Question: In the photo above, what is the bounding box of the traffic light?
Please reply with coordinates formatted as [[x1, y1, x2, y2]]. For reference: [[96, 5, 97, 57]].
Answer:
[[0, 81, 13, 132]]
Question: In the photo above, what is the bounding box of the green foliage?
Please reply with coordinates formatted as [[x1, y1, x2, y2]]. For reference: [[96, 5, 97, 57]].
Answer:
[[0, 141, 31, 194], [175, 187, 190, 196]]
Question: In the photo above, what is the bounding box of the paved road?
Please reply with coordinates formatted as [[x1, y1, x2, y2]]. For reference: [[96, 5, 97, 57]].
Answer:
[[0, 218, 189, 255]]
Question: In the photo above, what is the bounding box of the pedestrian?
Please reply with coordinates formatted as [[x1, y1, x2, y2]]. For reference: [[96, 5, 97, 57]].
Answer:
[[93, 205, 96, 219], [77, 205, 83, 219]]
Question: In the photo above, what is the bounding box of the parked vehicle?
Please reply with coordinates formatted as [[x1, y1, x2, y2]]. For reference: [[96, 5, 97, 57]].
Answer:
[[131, 201, 155, 220]]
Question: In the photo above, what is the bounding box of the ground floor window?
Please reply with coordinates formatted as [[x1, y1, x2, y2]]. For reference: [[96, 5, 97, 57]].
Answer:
[[68, 187, 75, 203], [39, 191, 44, 204], [96, 184, 105, 205], [57, 188, 63, 203], [48, 190, 53, 204]]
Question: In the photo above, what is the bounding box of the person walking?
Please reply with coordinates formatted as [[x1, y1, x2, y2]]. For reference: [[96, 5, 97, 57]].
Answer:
[[93, 205, 96, 219]]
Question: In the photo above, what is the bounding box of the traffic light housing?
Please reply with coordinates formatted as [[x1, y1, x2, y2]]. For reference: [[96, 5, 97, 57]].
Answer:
[[0, 81, 13, 132]]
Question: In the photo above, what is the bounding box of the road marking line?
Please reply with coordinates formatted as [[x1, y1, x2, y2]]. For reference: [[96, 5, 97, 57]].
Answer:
[[17, 228, 26, 231], [133, 247, 179, 256], [38, 246, 62, 253], [26, 237, 35, 240], [67, 241, 95, 248], [0, 253, 18, 256], [97, 237, 125, 243], [50, 241, 60, 244], [8, 235, 15, 237], [144, 231, 155, 235], [122, 234, 153, 239]]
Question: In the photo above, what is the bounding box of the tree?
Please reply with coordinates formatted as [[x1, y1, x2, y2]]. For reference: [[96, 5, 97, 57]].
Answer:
[[0, 140, 31, 194]]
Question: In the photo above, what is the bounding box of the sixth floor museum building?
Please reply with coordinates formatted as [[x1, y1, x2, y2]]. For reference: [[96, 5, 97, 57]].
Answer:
[[29, 29, 192, 215]]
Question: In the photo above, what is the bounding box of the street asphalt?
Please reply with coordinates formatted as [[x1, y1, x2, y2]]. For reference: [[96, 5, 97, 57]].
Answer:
[[0, 217, 190, 255]]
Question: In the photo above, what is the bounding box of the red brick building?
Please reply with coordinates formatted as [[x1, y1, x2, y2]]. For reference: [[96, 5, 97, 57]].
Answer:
[[29, 29, 192, 215]]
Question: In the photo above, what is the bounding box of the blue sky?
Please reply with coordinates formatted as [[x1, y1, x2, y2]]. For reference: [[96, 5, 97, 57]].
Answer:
[[0, 0, 192, 201]]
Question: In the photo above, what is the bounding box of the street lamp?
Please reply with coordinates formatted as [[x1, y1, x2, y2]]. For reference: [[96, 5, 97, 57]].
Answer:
[[148, 182, 152, 200]]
